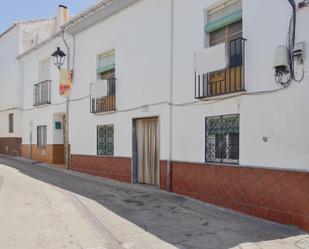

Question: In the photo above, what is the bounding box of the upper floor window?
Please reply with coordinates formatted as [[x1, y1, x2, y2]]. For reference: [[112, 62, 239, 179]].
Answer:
[[206, 114, 239, 164], [34, 80, 51, 106], [205, 0, 242, 47], [97, 50, 115, 80], [39, 58, 51, 82], [90, 50, 116, 113], [9, 113, 13, 133]]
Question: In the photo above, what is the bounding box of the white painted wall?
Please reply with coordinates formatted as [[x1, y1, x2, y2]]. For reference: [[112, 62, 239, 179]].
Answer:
[[20, 35, 71, 145], [5, 0, 307, 172], [0, 19, 57, 139], [70, 0, 172, 158], [69, 0, 309, 171], [0, 26, 23, 138], [171, 0, 309, 170]]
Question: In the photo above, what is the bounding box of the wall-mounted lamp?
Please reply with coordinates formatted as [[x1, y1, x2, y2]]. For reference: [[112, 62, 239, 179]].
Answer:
[[51, 47, 66, 69]]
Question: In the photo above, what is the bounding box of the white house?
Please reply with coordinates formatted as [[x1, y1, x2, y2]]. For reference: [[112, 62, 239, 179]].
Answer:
[[18, 5, 72, 165], [0, 16, 58, 156], [63, 0, 309, 230], [1, 0, 309, 231]]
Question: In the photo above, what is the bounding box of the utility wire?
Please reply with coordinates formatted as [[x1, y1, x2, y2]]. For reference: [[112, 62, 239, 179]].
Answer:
[[0, 84, 290, 114]]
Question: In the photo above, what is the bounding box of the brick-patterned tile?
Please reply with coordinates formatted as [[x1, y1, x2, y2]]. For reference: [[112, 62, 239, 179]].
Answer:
[[170, 161, 309, 232]]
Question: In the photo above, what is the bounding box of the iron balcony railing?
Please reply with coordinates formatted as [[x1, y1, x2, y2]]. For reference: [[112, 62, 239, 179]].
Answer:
[[33, 80, 51, 106], [195, 38, 246, 99], [90, 78, 116, 113]]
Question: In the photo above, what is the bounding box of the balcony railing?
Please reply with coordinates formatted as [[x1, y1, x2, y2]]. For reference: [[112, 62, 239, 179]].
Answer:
[[195, 38, 246, 99], [90, 78, 116, 113], [33, 80, 51, 106]]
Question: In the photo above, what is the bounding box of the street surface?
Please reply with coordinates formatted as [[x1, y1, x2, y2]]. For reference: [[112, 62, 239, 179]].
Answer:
[[0, 156, 307, 249]]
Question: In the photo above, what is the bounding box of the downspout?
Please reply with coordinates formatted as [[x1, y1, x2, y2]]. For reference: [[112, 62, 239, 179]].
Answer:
[[167, 0, 174, 192]]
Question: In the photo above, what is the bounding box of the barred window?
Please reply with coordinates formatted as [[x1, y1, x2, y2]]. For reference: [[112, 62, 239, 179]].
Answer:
[[206, 114, 239, 164], [97, 125, 114, 156], [37, 125, 47, 147], [9, 113, 14, 133]]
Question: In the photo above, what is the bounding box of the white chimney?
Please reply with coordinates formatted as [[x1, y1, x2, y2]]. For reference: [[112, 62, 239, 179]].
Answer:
[[57, 5, 69, 29]]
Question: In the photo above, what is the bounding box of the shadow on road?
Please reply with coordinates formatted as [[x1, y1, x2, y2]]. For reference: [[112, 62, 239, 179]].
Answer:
[[0, 157, 305, 249]]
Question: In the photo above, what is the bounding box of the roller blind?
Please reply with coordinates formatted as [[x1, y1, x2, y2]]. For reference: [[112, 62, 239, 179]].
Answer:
[[97, 50, 115, 74], [205, 0, 242, 33]]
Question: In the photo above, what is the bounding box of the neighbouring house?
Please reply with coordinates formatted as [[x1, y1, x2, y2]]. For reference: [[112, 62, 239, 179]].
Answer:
[[0, 0, 308, 231], [18, 5, 71, 165], [0, 15, 58, 157]]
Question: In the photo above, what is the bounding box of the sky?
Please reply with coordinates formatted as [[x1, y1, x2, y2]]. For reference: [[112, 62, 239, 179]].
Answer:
[[0, 0, 96, 33]]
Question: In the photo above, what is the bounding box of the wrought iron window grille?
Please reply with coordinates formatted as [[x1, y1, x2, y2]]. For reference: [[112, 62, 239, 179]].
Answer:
[[205, 114, 239, 164], [97, 125, 114, 156]]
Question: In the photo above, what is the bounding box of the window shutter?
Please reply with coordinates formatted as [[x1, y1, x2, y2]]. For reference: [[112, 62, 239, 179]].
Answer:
[[205, 0, 242, 33], [97, 51, 115, 74]]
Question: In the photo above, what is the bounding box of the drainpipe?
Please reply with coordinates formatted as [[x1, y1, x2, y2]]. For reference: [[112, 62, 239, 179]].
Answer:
[[61, 31, 70, 170], [167, 0, 174, 192]]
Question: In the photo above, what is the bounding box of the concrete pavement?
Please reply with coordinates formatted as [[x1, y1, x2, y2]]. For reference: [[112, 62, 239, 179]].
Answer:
[[0, 156, 308, 249]]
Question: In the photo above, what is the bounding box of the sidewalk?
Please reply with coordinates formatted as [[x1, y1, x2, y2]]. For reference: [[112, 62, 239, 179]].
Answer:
[[0, 155, 308, 249]]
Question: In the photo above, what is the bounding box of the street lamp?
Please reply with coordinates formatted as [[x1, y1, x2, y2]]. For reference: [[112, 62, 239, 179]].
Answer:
[[51, 47, 66, 69]]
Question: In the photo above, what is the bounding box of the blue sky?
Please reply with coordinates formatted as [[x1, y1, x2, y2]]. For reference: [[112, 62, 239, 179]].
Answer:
[[0, 0, 96, 33]]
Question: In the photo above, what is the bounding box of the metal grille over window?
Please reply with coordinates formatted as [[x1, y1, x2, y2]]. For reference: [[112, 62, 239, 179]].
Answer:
[[206, 114, 239, 164], [33, 80, 51, 106], [97, 125, 114, 156], [37, 125, 47, 147], [9, 113, 14, 133]]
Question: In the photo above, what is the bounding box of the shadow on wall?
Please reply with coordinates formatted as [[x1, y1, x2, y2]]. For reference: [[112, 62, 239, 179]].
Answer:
[[0, 157, 305, 249]]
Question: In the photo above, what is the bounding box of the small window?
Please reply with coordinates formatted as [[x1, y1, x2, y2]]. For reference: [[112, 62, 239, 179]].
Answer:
[[9, 113, 13, 133], [33, 80, 51, 106], [97, 50, 115, 80], [97, 125, 114, 156], [37, 125, 47, 147], [39, 58, 51, 82], [206, 114, 239, 164]]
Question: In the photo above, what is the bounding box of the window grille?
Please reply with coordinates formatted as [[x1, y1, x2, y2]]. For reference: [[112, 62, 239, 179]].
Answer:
[[33, 80, 51, 106], [97, 125, 114, 156], [206, 114, 239, 164], [9, 113, 13, 133], [37, 125, 47, 147]]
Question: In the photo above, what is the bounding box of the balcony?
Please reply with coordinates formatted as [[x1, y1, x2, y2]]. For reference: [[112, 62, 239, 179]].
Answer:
[[33, 80, 51, 106], [90, 78, 116, 113], [195, 38, 246, 99]]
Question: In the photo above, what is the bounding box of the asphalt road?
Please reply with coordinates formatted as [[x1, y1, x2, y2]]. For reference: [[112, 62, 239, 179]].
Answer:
[[0, 156, 307, 249]]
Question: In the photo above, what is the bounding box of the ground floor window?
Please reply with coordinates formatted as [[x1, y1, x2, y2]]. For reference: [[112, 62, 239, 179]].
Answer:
[[9, 113, 14, 133], [97, 125, 114, 156], [206, 114, 239, 164], [37, 125, 47, 147]]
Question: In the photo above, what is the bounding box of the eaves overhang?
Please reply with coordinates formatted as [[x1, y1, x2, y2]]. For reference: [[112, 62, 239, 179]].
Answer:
[[62, 0, 140, 35]]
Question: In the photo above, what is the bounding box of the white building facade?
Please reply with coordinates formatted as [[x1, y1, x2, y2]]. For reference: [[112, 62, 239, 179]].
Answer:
[[0, 18, 58, 156], [1, 0, 309, 231]]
